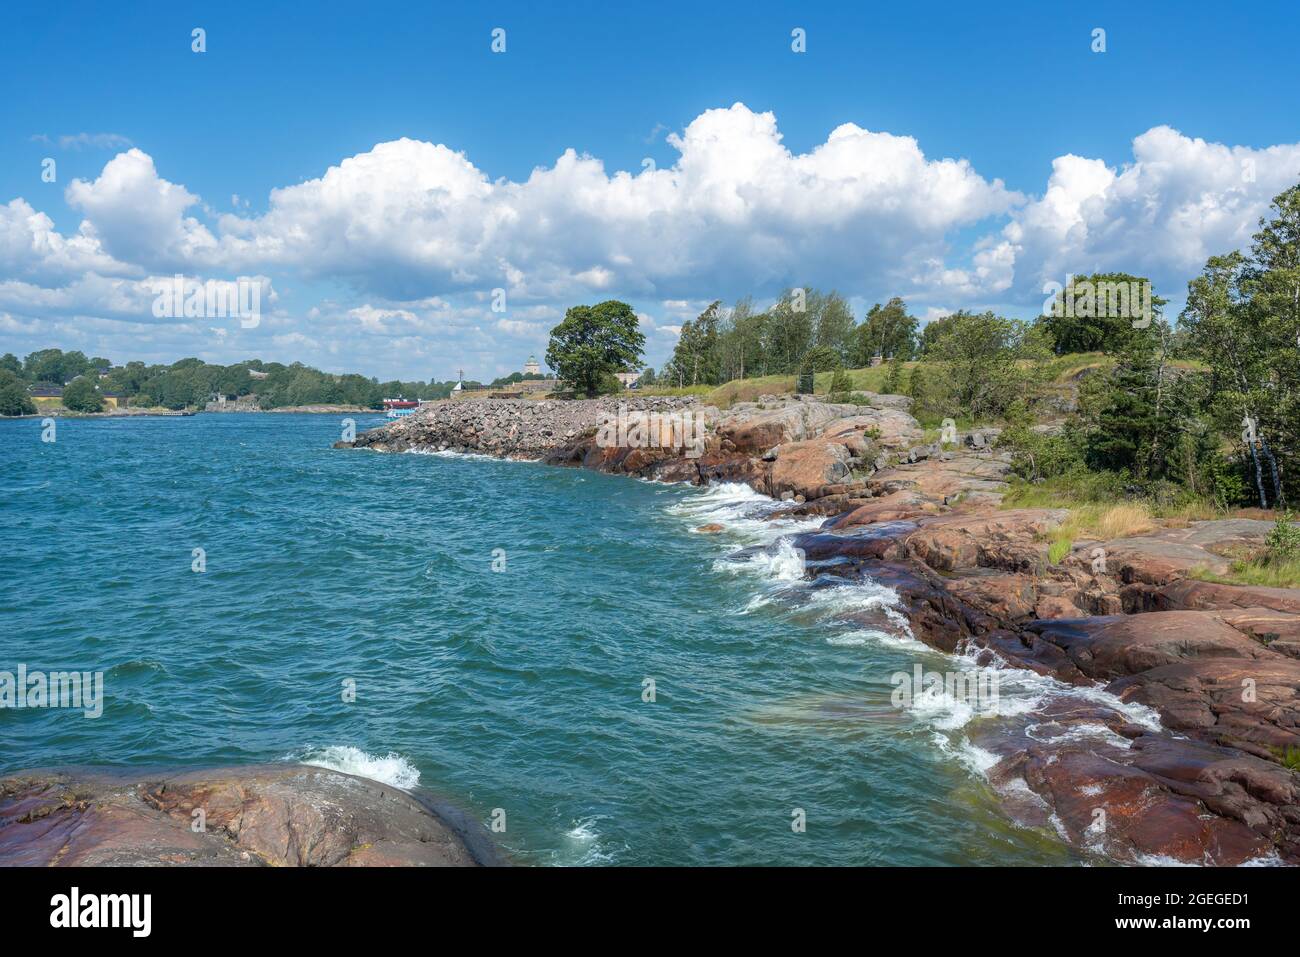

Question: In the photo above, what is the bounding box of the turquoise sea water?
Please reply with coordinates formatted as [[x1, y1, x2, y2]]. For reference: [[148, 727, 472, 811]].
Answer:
[[0, 413, 1078, 865]]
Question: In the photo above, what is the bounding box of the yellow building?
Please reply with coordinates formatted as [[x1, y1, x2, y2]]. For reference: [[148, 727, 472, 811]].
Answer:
[[29, 384, 63, 407]]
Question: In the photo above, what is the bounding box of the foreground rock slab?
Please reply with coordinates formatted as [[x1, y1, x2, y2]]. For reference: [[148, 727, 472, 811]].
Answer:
[[0, 764, 501, 867]]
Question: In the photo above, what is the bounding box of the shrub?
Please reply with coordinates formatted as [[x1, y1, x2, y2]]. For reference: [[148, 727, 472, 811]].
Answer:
[[61, 376, 103, 413], [1265, 511, 1300, 561], [0, 370, 36, 416], [1274, 745, 1300, 771]]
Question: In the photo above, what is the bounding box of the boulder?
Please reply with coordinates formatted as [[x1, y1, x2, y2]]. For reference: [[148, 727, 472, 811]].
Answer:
[[1025, 610, 1284, 680], [904, 508, 1066, 573], [767, 440, 851, 500], [0, 764, 500, 867]]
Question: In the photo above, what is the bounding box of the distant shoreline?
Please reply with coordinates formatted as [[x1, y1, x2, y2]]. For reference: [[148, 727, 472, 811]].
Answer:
[[1, 404, 381, 420]]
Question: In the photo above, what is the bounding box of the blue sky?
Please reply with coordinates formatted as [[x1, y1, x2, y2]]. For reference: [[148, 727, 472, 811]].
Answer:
[[2, 0, 1299, 381]]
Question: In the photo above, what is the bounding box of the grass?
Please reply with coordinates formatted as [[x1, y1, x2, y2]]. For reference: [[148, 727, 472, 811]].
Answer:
[[1004, 474, 1222, 520], [1005, 475, 1237, 567], [1015, 475, 1300, 580], [704, 375, 797, 408], [1043, 502, 1158, 565], [1187, 512, 1300, 588], [1274, 745, 1300, 771], [1010, 485, 1162, 566], [1190, 559, 1300, 589], [689, 363, 910, 409], [632, 383, 716, 398]]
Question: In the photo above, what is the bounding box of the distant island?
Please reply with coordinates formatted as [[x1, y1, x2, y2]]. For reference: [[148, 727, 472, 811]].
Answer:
[[0, 349, 553, 416]]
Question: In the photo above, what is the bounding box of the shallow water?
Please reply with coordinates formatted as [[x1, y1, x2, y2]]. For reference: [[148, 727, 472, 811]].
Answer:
[[0, 413, 1081, 865]]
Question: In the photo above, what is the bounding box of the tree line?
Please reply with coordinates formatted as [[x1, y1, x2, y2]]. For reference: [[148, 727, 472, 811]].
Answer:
[[545, 182, 1300, 511], [657, 291, 924, 388], [0, 351, 475, 415]]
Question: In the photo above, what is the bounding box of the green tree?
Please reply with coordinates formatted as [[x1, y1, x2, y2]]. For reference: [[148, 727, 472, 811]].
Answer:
[[883, 354, 904, 394], [1039, 272, 1158, 354], [23, 348, 93, 384], [851, 297, 918, 364], [918, 310, 972, 355], [62, 376, 104, 413], [926, 311, 1049, 419], [764, 289, 816, 373], [0, 370, 36, 415], [545, 300, 646, 397], [906, 361, 944, 424], [717, 298, 769, 380], [1181, 183, 1300, 506], [810, 290, 855, 362], [663, 301, 722, 386]]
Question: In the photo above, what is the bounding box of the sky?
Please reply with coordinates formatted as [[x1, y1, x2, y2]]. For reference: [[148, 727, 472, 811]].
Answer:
[[2, 0, 1299, 382]]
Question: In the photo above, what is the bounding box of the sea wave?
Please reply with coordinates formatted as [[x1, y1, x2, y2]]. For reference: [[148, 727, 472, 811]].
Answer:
[[554, 816, 622, 866], [294, 745, 421, 789], [677, 480, 1181, 864], [670, 482, 822, 544], [405, 448, 509, 463]]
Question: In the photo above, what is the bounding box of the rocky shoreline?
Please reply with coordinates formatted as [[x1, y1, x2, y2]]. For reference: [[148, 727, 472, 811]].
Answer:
[[7, 391, 1292, 866], [0, 763, 501, 866], [340, 392, 1300, 865]]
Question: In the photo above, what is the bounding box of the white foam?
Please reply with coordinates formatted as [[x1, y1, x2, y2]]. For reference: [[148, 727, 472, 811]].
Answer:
[[914, 686, 977, 730], [557, 816, 620, 866], [297, 746, 421, 790], [674, 483, 1190, 868], [717, 538, 807, 581], [669, 482, 822, 544], [825, 628, 922, 650], [933, 733, 1002, 775], [406, 448, 503, 463], [802, 578, 910, 628], [1241, 851, 1287, 867]]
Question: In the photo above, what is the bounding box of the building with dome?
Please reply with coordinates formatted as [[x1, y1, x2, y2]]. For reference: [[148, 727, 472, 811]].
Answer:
[[523, 354, 541, 376]]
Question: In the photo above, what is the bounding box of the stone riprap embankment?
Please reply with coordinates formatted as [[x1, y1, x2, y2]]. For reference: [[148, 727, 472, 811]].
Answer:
[[340, 392, 926, 504], [343, 395, 705, 460]]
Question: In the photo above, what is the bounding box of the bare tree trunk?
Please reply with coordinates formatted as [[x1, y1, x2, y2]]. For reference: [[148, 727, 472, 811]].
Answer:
[[1261, 437, 1283, 507], [1249, 437, 1268, 509]]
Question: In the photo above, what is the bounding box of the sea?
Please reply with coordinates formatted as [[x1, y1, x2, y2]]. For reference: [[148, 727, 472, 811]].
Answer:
[[0, 412, 1103, 865]]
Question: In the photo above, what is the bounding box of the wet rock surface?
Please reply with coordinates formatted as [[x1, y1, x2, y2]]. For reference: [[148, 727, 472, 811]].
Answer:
[[799, 497, 1300, 863], [0, 764, 501, 867]]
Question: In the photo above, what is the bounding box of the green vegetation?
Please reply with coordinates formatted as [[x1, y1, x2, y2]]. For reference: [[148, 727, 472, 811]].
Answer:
[[634, 183, 1300, 517], [1274, 746, 1300, 772], [0, 369, 36, 416], [1191, 511, 1300, 588], [61, 376, 104, 413], [545, 300, 645, 397], [989, 184, 1300, 515], [850, 297, 918, 364], [0, 349, 473, 413], [483, 371, 554, 389]]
